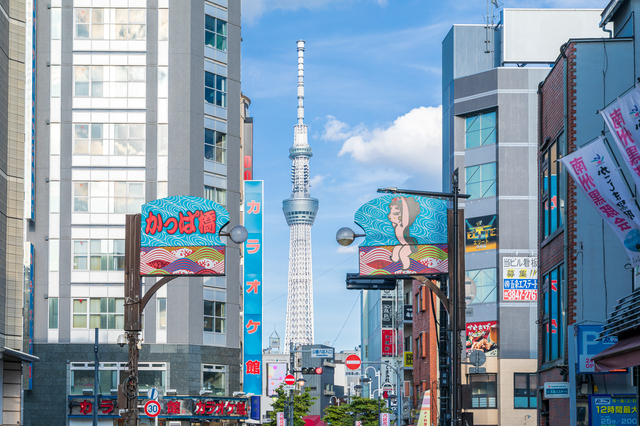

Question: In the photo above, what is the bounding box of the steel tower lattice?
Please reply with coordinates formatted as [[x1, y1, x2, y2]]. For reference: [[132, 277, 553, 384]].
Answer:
[[283, 40, 318, 349]]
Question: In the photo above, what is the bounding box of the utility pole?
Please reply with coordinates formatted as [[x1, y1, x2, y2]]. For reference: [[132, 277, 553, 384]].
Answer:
[[451, 169, 460, 425], [289, 341, 295, 426], [93, 328, 98, 426]]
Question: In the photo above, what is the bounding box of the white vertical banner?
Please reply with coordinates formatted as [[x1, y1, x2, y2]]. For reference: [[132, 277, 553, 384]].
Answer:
[[560, 137, 640, 266], [277, 412, 285, 426], [379, 413, 390, 426], [601, 87, 640, 188]]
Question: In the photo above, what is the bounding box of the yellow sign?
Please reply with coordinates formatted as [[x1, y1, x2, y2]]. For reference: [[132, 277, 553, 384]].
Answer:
[[404, 351, 413, 368]]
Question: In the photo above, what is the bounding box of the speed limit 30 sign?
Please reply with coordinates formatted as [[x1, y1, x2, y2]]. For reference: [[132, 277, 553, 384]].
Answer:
[[144, 400, 161, 417]]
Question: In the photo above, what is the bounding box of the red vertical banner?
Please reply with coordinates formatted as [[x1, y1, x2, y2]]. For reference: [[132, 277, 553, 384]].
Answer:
[[382, 329, 396, 356]]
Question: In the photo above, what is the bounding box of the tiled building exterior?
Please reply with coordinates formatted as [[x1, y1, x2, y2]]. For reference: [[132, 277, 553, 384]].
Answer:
[[23, 1, 245, 424]]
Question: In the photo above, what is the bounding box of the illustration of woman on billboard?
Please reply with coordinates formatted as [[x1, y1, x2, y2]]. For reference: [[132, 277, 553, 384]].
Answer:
[[388, 196, 420, 270]]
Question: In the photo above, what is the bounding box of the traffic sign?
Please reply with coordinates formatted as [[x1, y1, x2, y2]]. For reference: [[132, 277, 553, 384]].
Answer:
[[147, 387, 161, 400], [284, 385, 295, 391], [144, 400, 161, 417], [345, 354, 361, 370], [284, 374, 296, 385], [311, 348, 334, 358]]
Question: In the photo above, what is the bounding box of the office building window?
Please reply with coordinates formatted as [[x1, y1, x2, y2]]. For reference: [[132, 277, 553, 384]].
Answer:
[[205, 15, 227, 51], [467, 373, 497, 408], [205, 128, 227, 164], [72, 298, 124, 329], [205, 72, 227, 108], [70, 362, 119, 395], [49, 297, 59, 329], [73, 123, 145, 156], [466, 268, 497, 304], [466, 163, 496, 199], [73, 181, 144, 214], [204, 186, 226, 206], [541, 132, 565, 238], [202, 364, 227, 396], [74, 8, 146, 40], [73, 240, 125, 271], [542, 264, 564, 363], [74, 66, 145, 98], [138, 363, 167, 392], [204, 290, 226, 333], [514, 373, 537, 409], [466, 111, 496, 148]]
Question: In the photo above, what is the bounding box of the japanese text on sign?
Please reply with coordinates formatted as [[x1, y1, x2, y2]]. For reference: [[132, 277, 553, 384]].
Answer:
[[503, 257, 538, 301]]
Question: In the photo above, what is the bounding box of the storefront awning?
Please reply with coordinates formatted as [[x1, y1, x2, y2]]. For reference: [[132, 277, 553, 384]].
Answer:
[[1, 347, 39, 364], [593, 334, 640, 372]]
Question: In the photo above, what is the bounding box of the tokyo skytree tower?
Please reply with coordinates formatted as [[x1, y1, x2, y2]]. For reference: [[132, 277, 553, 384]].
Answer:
[[283, 40, 318, 348]]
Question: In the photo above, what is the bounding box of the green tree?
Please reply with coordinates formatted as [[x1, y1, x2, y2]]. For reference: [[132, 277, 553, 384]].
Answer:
[[266, 385, 318, 426], [323, 397, 390, 426]]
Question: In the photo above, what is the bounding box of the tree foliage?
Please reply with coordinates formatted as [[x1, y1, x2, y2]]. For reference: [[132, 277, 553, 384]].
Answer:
[[266, 385, 318, 426], [323, 397, 390, 426]]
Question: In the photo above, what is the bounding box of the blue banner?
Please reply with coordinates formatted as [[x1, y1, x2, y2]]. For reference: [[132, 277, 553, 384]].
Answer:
[[503, 279, 537, 290], [243, 181, 263, 394], [589, 395, 637, 425]]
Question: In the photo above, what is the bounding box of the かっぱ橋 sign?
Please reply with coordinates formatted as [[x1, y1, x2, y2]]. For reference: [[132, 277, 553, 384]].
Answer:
[[140, 196, 229, 276], [355, 195, 448, 276]]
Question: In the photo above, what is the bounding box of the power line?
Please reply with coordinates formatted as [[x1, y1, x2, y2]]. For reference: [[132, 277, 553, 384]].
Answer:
[[332, 292, 360, 347]]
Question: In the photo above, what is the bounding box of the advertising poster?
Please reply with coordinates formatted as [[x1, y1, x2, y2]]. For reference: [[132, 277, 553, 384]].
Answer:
[[382, 329, 396, 356], [466, 321, 498, 357], [354, 195, 449, 276], [560, 138, 640, 266], [503, 257, 538, 301], [590, 395, 637, 425], [465, 215, 498, 252], [267, 363, 288, 396]]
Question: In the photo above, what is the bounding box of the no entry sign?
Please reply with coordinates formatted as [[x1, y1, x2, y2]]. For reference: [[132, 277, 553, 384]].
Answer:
[[345, 354, 361, 371], [284, 374, 296, 385]]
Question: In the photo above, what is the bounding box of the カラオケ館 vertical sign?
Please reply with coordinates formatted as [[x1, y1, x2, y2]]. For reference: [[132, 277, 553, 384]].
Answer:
[[243, 181, 263, 394], [140, 196, 229, 275]]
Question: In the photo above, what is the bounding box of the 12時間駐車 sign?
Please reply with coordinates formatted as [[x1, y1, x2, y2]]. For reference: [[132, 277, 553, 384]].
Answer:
[[140, 196, 229, 276]]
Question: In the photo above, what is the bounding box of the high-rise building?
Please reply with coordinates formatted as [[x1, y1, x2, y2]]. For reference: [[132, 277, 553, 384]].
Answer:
[[441, 8, 604, 425], [283, 40, 318, 348], [24, 1, 245, 424], [0, 0, 37, 424]]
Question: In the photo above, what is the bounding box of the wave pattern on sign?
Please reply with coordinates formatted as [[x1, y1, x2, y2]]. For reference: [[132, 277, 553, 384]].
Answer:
[[359, 244, 448, 275], [140, 246, 225, 275]]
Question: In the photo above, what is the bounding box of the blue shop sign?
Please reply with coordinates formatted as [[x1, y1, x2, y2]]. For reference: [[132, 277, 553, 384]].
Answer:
[[589, 395, 637, 425]]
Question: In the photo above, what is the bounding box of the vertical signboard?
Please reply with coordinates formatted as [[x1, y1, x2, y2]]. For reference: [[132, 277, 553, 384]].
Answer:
[[465, 215, 498, 252], [502, 257, 538, 301], [577, 325, 622, 374], [243, 181, 264, 394], [26, 243, 34, 389], [382, 329, 396, 356], [381, 300, 393, 327]]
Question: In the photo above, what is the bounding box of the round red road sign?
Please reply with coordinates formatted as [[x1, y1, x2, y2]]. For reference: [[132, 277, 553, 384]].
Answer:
[[144, 400, 161, 417], [284, 374, 296, 385], [345, 354, 361, 370]]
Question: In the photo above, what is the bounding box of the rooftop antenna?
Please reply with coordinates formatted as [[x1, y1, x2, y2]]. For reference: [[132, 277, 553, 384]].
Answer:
[[485, 0, 502, 53]]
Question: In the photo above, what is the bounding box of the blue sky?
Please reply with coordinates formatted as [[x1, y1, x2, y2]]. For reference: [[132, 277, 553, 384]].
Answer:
[[240, 0, 609, 352]]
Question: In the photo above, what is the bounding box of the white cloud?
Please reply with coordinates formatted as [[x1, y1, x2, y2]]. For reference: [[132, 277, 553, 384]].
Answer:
[[310, 174, 328, 188], [334, 106, 442, 174]]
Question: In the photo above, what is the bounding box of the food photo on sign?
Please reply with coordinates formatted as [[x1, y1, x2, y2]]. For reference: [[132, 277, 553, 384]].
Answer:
[[466, 321, 498, 356]]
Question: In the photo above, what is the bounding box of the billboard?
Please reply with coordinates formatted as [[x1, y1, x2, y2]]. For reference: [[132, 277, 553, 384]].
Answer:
[[267, 363, 288, 396], [243, 181, 264, 395], [466, 321, 498, 357], [381, 300, 393, 327], [382, 329, 396, 356], [140, 196, 229, 275], [355, 195, 448, 276], [502, 257, 538, 301], [576, 325, 623, 374], [502, 9, 608, 64], [590, 395, 637, 425], [465, 215, 498, 252]]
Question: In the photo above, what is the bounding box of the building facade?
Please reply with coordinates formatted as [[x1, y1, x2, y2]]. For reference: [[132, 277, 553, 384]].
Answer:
[[537, 2, 640, 424], [442, 9, 606, 426], [24, 1, 245, 425], [0, 0, 37, 424]]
